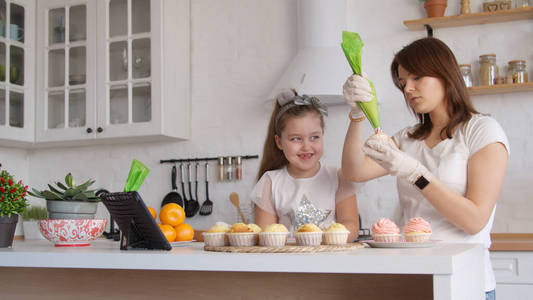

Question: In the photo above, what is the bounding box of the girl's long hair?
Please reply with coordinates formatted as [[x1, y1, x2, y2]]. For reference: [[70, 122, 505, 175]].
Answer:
[[256, 94, 325, 181], [390, 37, 478, 140]]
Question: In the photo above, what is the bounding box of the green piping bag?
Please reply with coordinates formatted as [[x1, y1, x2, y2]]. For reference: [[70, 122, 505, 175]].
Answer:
[[124, 159, 150, 192], [341, 31, 381, 131]]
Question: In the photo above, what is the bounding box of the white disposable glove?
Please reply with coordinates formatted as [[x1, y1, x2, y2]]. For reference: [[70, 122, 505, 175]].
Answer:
[[363, 138, 433, 185], [343, 73, 373, 119]]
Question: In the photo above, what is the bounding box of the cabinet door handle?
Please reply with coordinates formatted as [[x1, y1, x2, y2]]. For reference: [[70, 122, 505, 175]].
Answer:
[[86, 128, 93, 133], [97, 127, 103, 133]]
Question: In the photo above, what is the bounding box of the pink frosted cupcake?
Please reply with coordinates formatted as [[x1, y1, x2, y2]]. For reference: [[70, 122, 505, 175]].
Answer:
[[371, 218, 401, 243], [403, 217, 432, 242]]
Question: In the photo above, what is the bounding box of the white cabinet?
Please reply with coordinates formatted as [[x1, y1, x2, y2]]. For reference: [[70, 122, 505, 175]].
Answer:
[[491, 251, 533, 299], [0, 0, 35, 147], [35, 0, 190, 145]]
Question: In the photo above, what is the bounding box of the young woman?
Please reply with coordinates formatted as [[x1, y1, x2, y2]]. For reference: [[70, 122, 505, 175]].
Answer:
[[342, 37, 509, 299], [252, 89, 359, 241]]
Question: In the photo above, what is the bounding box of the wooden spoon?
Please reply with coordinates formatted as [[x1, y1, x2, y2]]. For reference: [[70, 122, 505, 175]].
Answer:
[[229, 192, 248, 223]]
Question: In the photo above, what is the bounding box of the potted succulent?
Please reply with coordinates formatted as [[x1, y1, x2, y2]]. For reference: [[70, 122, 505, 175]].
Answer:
[[0, 169, 29, 247], [21, 205, 47, 240], [421, 0, 447, 18], [29, 173, 101, 219]]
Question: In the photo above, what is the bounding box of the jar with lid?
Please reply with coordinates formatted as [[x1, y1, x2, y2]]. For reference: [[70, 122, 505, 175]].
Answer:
[[506, 60, 528, 84], [515, 0, 530, 8], [459, 64, 472, 87], [234, 156, 243, 180], [217, 157, 225, 182], [225, 156, 234, 181], [479, 54, 498, 86]]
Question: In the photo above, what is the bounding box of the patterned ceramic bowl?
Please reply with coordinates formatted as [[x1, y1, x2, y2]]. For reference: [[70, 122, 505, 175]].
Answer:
[[39, 219, 107, 247]]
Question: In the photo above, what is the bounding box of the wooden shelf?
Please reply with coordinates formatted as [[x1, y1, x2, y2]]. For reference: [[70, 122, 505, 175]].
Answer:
[[469, 82, 533, 95], [404, 7, 533, 30]]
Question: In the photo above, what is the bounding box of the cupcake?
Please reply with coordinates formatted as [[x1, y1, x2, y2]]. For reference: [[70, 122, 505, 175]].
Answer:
[[323, 223, 350, 245], [259, 224, 289, 247], [248, 223, 262, 233], [227, 223, 259, 246], [203, 222, 230, 247], [294, 223, 323, 246], [371, 218, 401, 243], [403, 217, 432, 242]]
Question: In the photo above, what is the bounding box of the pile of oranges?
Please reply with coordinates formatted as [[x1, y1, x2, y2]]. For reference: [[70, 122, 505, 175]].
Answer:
[[148, 203, 194, 242]]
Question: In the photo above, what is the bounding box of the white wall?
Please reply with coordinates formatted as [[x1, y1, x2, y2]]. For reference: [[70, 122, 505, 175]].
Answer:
[[1, 0, 532, 234]]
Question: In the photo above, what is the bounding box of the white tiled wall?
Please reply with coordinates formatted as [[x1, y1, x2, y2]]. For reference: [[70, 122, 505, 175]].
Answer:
[[1, 0, 532, 234]]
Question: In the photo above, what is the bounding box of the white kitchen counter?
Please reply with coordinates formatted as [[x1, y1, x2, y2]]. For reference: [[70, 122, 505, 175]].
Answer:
[[0, 239, 485, 300]]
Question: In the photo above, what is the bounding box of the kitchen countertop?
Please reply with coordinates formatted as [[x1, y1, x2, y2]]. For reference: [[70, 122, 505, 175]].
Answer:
[[0, 239, 480, 274], [0, 239, 485, 299], [490, 233, 533, 251]]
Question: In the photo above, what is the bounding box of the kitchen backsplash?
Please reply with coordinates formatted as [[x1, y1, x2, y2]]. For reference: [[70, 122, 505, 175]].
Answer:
[[1, 0, 532, 234]]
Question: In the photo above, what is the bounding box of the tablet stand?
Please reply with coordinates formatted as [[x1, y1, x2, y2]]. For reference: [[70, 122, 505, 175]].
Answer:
[[100, 191, 171, 250]]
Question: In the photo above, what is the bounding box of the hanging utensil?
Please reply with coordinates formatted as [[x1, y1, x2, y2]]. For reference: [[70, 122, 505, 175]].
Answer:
[[199, 163, 213, 216], [185, 163, 200, 217], [229, 192, 248, 223], [179, 163, 189, 213], [161, 165, 183, 208]]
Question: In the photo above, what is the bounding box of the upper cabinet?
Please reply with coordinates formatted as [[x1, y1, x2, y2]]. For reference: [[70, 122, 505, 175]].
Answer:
[[0, 0, 35, 147], [35, 0, 190, 146]]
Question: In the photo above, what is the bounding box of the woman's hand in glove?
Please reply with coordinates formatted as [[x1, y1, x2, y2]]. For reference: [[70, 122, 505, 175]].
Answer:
[[363, 137, 432, 185], [343, 73, 373, 119]]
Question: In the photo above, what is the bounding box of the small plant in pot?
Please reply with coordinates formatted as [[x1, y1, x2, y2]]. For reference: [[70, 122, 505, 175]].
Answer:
[[21, 206, 47, 240], [29, 173, 101, 220], [421, 0, 447, 18], [0, 169, 29, 247]]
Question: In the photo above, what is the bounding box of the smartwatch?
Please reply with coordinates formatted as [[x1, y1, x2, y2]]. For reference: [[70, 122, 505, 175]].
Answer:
[[414, 176, 430, 190]]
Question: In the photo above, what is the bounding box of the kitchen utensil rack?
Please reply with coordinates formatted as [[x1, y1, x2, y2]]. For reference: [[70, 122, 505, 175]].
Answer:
[[160, 155, 258, 164]]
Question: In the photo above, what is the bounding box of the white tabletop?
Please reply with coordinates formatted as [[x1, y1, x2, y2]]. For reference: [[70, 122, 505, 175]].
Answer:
[[0, 239, 484, 276]]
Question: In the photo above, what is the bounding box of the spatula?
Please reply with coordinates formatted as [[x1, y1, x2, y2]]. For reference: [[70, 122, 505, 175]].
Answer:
[[199, 162, 213, 216], [229, 192, 248, 223], [185, 163, 200, 217]]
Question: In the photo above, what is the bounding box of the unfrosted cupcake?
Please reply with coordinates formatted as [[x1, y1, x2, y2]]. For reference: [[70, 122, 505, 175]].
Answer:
[[323, 223, 350, 245], [403, 217, 432, 242], [203, 222, 230, 247], [259, 224, 289, 247], [294, 223, 323, 246], [227, 223, 258, 246], [371, 218, 401, 243]]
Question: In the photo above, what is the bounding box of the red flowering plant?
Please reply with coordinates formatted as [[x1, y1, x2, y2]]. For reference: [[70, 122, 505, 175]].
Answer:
[[0, 169, 29, 217]]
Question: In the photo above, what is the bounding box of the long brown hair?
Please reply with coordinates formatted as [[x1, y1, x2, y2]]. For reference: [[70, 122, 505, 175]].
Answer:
[[256, 93, 325, 181], [390, 37, 478, 140]]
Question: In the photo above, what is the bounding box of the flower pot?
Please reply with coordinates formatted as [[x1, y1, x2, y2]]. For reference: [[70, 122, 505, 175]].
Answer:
[[424, 0, 447, 18], [23, 220, 46, 240], [0, 214, 19, 247], [46, 200, 98, 219]]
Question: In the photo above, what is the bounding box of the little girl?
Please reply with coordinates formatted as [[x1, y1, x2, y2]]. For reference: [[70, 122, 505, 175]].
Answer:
[[251, 90, 359, 241]]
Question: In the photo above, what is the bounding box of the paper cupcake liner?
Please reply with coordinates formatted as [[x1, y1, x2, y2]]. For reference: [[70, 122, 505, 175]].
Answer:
[[323, 231, 349, 245], [294, 232, 323, 246], [372, 233, 401, 243], [227, 233, 258, 247], [259, 232, 289, 247], [404, 232, 431, 243], [202, 232, 228, 247]]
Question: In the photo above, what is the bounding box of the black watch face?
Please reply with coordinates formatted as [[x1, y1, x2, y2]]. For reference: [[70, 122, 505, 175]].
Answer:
[[415, 176, 430, 190]]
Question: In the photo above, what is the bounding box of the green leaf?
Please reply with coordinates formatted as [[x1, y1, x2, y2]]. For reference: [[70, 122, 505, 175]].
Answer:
[[41, 190, 63, 200], [76, 179, 95, 192], [48, 184, 64, 196], [72, 193, 88, 201], [65, 173, 74, 188], [56, 182, 69, 191], [28, 189, 46, 199], [63, 187, 81, 198]]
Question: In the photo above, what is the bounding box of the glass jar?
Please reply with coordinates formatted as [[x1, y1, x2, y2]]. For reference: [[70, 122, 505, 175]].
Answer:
[[515, 0, 530, 8], [479, 54, 498, 86], [506, 60, 528, 84], [459, 64, 472, 87], [225, 156, 234, 181], [217, 157, 225, 182]]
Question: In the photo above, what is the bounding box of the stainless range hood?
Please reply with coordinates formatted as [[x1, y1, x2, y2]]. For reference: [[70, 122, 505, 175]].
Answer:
[[268, 0, 350, 105]]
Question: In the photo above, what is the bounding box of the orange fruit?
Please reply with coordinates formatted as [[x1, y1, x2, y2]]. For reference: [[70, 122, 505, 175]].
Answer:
[[158, 224, 176, 242], [159, 203, 185, 226], [147, 206, 157, 219], [174, 223, 194, 242]]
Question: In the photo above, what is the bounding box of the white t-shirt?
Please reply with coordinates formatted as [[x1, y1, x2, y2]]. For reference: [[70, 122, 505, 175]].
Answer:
[[251, 164, 355, 232], [393, 114, 510, 292]]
